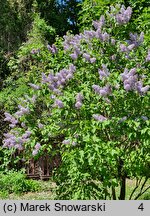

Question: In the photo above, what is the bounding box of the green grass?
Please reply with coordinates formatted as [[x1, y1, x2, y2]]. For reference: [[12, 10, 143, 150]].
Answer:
[[0, 178, 149, 200]]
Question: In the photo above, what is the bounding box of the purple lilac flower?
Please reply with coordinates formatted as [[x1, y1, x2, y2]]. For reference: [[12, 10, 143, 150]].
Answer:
[[121, 68, 149, 93], [22, 131, 32, 139], [47, 44, 51, 50], [127, 44, 135, 51], [92, 114, 107, 121], [4, 112, 13, 122], [66, 73, 73, 80], [3, 132, 22, 149], [31, 49, 40, 55], [38, 123, 44, 129], [98, 64, 109, 80], [72, 141, 77, 146], [90, 58, 96, 63], [75, 101, 82, 109], [120, 44, 128, 52], [92, 85, 101, 94], [95, 29, 102, 39], [4, 112, 18, 127], [35, 143, 41, 150], [62, 139, 70, 145], [32, 150, 38, 156], [116, 6, 132, 25], [47, 44, 58, 54], [119, 116, 127, 123], [99, 85, 111, 97], [75, 93, 84, 109], [53, 89, 62, 95], [28, 83, 40, 90], [140, 85, 149, 93], [111, 38, 116, 45], [101, 32, 110, 42], [141, 116, 148, 121], [70, 52, 78, 60], [83, 53, 91, 62], [76, 93, 83, 102], [50, 95, 56, 99], [146, 49, 150, 62], [51, 44, 58, 54], [41, 72, 48, 84], [15, 106, 29, 117], [92, 15, 105, 30], [93, 21, 100, 30], [21, 107, 30, 114], [69, 64, 76, 73], [128, 32, 144, 47], [15, 144, 23, 150], [54, 99, 64, 108], [21, 122, 26, 128]]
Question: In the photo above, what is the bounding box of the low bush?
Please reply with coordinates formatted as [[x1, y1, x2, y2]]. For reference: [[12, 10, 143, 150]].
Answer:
[[0, 170, 41, 195]]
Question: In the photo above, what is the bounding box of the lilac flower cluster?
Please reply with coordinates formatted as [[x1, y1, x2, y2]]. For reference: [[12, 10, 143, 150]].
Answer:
[[42, 64, 76, 92], [53, 99, 64, 108], [92, 114, 107, 122], [64, 30, 97, 62], [96, 31, 110, 42], [98, 64, 110, 80], [75, 93, 84, 109], [121, 68, 149, 93], [120, 43, 135, 52], [31, 49, 40, 55], [3, 129, 31, 150], [24, 95, 37, 104], [47, 44, 58, 54], [92, 84, 111, 97], [62, 139, 77, 146], [127, 32, 144, 47], [115, 6, 132, 25], [84, 30, 96, 39], [62, 139, 70, 145], [28, 83, 41, 90], [121, 68, 138, 91], [32, 143, 41, 156], [63, 14, 108, 62], [4, 112, 18, 128], [82, 53, 96, 63], [146, 49, 150, 62], [63, 34, 82, 52], [38, 123, 44, 129], [15, 105, 30, 118], [92, 15, 105, 30]]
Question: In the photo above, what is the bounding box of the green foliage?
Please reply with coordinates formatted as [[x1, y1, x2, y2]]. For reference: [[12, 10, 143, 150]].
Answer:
[[0, 170, 41, 195]]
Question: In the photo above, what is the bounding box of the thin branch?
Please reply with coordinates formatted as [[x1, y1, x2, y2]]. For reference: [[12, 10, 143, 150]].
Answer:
[[134, 186, 150, 200], [129, 177, 142, 200], [134, 177, 149, 200]]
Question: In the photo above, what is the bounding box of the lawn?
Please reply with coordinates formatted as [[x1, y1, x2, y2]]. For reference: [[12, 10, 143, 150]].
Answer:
[[0, 178, 149, 200]]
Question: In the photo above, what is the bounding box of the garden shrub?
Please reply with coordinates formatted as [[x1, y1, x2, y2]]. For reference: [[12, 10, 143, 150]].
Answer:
[[2, 4, 150, 199]]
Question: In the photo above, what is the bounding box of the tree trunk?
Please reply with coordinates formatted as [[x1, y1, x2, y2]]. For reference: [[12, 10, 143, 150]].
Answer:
[[112, 186, 116, 200], [119, 176, 126, 200]]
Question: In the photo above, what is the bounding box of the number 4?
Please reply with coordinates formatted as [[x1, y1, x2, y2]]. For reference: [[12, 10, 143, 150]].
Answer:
[[138, 203, 144, 211]]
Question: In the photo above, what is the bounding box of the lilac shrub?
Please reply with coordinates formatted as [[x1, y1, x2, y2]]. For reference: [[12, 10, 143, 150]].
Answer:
[[3, 4, 150, 199]]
